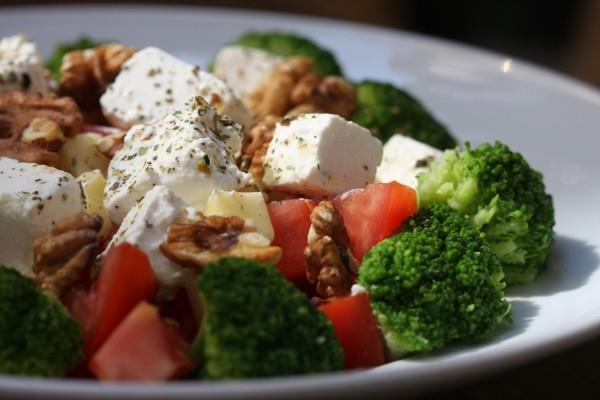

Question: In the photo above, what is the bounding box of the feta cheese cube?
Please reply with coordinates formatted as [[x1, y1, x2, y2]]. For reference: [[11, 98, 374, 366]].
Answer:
[[100, 47, 254, 131], [105, 185, 192, 288], [204, 190, 274, 241], [0, 157, 84, 274], [262, 113, 383, 197], [212, 45, 282, 103], [0, 35, 49, 93], [375, 134, 442, 189], [104, 96, 250, 224]]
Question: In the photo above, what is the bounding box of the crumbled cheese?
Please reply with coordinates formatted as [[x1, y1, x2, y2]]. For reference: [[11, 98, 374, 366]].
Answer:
[[0, 35, 49, 93], [375, 134, 442, 189], [100, 47, 254, 130], [212, 45, 282, 103], [104, 96, 250, 224], [262, 113, 383, 197], [0, 157, 84, 274], [105, 185, 192, 288]]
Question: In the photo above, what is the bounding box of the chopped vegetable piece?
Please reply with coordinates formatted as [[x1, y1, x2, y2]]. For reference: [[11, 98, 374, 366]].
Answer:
[[231, 31, 343, 76], [359, 203, 510, 355], [351, 80, 457, 149], [89, 301, 194, 381], [267, 199, 315, 281], [319, 292, 385, 369], [192, 257, 343, 379], [334, 182, 417, 261], [0, 266, 83, 377], [418, 141, 555, 284], [83, 243, 158, 356]]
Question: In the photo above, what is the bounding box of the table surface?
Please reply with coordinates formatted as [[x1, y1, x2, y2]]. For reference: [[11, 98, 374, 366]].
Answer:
[[418, 334, 599, 399]]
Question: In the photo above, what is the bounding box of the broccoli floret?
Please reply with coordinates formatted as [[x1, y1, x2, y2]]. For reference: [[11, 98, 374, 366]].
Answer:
[[45, 36, 104, 80], [351, 80, 457, 149], [418, 141, 555, 284], [358, 203, 510, 355], [192, 257, 343, 379], [0, 266, 83, 377], [230, 31, 342, 76]]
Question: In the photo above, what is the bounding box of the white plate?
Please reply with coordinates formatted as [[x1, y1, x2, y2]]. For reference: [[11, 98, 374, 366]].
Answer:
[[1, 5, 599, 400]]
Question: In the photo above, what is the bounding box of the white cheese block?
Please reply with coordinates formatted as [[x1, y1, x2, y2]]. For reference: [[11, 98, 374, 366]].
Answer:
[[262, 113, 383, 197], [212, 45, 282, 103], [100, 47, 254, 132], [0, 35, 49, 93], [0, 157, 84, 274], [204, 190, 274, 241], [105, 185, 192, 288], [375, 134, 442, 189], [104, 96, 250, 224]]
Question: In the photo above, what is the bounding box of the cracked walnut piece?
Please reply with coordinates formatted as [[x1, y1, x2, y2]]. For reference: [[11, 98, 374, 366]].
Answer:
[[160, 213, 281, 271], [59, 43, 135, 111], [304, 200, 357, 298], [0, 90, 82, 166], [247, 57, 356, 121], [239, 114, 279, 182], [32, 212, 103, 297]]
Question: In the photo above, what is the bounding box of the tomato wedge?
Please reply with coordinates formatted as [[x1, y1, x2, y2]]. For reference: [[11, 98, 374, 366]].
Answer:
[[89, 301, 194, 381], [334, 182, 417, 261], [81, 243, 158, 356], [320, 292, 385, 369], [267, 199, 315, 281]]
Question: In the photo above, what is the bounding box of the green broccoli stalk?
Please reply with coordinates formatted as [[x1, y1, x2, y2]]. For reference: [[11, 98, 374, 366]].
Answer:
[[359, 203, 510, 356], [0, 266, 83, 377], [417, 141, 555, 284], [45, 36, 104, 80], [228, 31, 343, 76], [192, 257, 343, 379], [351, 80, 457, 149]]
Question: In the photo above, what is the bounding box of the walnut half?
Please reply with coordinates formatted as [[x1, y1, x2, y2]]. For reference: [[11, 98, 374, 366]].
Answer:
[[304, 200, 357, 298], [0, 90, 82, 167], [59, 43, 135, 115], [160, 213, 281, 271], [248, 57, 357, 121], [32, 212, 102, 297]]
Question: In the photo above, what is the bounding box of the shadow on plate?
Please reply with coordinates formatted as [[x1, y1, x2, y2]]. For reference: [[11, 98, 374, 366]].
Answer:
[[506, 235, 599, 297], [492, 299, 539, 342]]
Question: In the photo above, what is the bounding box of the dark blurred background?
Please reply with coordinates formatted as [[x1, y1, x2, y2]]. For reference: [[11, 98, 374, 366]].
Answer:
[[1, 0, 599, 87]]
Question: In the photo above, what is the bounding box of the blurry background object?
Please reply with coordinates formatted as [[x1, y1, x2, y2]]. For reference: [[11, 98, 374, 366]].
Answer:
[[0, 0, 598, 87]]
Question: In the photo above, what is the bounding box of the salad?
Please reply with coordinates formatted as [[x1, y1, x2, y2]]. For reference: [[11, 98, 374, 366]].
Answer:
[[0, 31, 554, 381]]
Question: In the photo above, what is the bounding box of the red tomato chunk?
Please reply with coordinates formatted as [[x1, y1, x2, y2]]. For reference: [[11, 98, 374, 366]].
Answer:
[[267, 199, 315, 282], [89, 301, 194, 381], [66, 243, 158, 356], [320, 292, 385, 369], [334, 182, 417, 261]]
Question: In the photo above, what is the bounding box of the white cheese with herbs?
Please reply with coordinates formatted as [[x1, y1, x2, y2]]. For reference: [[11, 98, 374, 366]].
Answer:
[[212, 45, 282, 103], [100, 47, 254, 130], [375, 134, 442, 189], [104, 96, 250, 224], [0, 157, 84, 274], [105, 185, 192, 288], [0, 35, 49, 93], [262, 113, 383, 197]]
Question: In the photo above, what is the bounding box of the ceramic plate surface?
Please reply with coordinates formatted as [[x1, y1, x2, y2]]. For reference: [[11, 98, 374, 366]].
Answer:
[[1, 5, 599, 400]]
